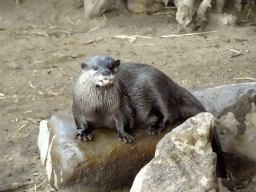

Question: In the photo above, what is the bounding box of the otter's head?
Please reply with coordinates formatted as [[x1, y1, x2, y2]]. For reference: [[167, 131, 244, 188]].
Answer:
[[81, 55, 120, 87]]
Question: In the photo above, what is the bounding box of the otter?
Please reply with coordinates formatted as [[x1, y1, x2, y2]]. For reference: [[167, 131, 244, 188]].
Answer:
[[72, 55, 206, 142]]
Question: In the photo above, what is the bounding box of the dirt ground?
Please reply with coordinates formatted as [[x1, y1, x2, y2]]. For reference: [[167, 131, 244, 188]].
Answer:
[[0, 0, 255, 191]]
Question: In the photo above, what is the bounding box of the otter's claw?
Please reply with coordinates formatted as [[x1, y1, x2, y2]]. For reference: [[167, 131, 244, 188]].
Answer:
[[118, 134, 134, 143], [147, 127, 161, 135], [75, 129, 93, 141]]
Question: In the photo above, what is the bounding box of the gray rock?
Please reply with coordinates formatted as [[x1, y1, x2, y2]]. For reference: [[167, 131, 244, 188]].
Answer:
[[38, 113, 180, 191], [193, 82, 256, 121], [174, 0, 212, 27], [84, 0, 115, 18], [127, 0, 165, 14], [216, 103, 256, 162], [218, 178, 231, 192], [130, 112, 219, 192]]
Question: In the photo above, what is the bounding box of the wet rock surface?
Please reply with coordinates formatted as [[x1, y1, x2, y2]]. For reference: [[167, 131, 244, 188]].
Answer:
[[130, 112, 218, 192], [38, 113, 181, 191]]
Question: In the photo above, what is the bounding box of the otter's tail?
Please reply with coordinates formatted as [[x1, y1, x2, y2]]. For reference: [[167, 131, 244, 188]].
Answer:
[[178, 87, 206, 119]]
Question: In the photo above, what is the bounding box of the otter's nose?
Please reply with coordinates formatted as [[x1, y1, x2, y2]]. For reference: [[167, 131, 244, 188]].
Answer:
[[102, 70, 110, 76]]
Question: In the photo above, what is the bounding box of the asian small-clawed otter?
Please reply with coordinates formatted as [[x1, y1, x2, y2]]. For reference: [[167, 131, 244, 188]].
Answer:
[[72, 55, 206, 142]]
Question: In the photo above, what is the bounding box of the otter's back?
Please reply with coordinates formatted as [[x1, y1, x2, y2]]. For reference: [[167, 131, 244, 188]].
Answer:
[[117, 63, 182, 123], [117, 63, 205, 122], [118, 63, 180, 97]]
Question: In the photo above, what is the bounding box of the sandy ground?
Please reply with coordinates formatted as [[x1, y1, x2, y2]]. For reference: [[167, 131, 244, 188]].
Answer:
[[0, 0, 256, 191]]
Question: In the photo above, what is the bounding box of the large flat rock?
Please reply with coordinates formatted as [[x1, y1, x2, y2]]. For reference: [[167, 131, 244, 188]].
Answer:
[[38, 113, 180, 191]]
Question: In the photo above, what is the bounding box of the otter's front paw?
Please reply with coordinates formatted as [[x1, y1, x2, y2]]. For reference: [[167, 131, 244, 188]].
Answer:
[[75, 129, 93, 141], [118, 132, 134, 143]]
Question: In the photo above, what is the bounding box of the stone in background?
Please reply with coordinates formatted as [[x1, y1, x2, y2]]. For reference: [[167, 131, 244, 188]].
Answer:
[[84, 0, 115, 18]]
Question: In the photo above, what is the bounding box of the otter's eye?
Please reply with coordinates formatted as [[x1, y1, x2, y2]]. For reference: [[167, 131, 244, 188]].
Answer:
[[93, 66, 98, 70]]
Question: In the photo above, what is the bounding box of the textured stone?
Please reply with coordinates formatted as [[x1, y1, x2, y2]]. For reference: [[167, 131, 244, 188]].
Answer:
[[130, 113, 218, 192], [216, 103, 256, 162], [174, 0, 212, 27], [84, 0, 115, 18], [38, 113, 180, 191], [127, 0, 165, 14], [219, 152, 256, 191], [218, 178, 231, 192], [193, 82, 256, 121], [242, 175, 256, 192]]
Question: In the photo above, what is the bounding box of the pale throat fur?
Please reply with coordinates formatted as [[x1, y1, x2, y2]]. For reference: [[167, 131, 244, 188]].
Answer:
[[74, 70, 121, 114]]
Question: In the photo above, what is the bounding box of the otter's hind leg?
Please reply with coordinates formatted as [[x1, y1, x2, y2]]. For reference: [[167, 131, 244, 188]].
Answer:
[[147, 107, 168, 135]]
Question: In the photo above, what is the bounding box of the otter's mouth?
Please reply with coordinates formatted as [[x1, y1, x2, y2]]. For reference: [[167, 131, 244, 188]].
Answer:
[[97, 76, 114, 86], [102, 78, 110, 84]]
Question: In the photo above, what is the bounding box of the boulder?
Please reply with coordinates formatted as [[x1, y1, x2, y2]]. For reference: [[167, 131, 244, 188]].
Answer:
[[130, 113, 219, 192], [127, 0, 165, 14], [173, 0, 212, 27], [84, 0, 115, 18], [193, 82, 256, 122], [83, 0, 166, 18], [193, 82, 256, 191], [38, 113, 180, 191], [216, 0, 242, 14], [215, 103, 256, 162]]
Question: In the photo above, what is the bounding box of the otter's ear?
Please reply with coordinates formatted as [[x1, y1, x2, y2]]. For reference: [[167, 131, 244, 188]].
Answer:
[[115, 60, 120, 67], [81, 62, 88, 69]]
